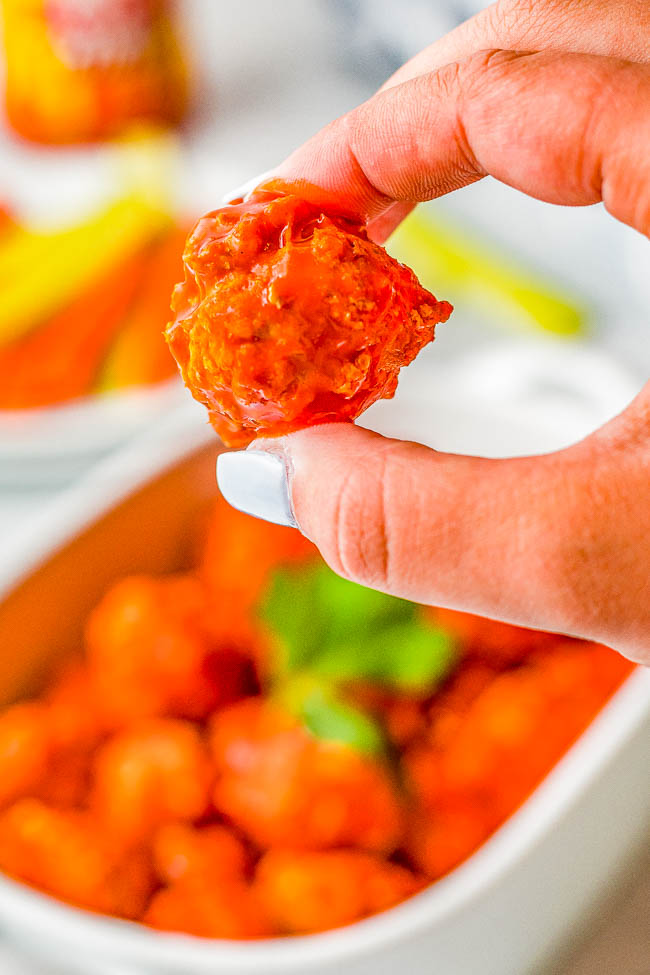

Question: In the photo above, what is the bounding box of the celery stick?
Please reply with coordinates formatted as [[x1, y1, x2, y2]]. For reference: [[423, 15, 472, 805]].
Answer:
[[0, 196, 171, 347], [387, 211, 588, 337]]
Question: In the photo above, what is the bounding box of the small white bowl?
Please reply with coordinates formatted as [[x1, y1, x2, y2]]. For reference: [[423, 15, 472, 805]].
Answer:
[[0, 380, 193, 487]]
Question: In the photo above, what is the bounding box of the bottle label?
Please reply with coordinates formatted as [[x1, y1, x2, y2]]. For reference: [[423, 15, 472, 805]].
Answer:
[[45, 0, 154, 69]]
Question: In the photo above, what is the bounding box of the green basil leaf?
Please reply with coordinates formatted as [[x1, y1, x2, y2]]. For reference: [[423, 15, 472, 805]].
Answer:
[[280, 677, 387, 756], [260, 562, 457, 694], [310, 621, 456, 691], [258, 564, 325, 672]]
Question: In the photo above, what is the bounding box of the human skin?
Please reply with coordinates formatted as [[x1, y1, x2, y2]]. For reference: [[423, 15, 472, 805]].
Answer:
[[237, 0, 650, 664]]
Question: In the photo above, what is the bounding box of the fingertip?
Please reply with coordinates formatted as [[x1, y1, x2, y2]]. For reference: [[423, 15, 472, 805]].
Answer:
[[215, 424, 374, 536]]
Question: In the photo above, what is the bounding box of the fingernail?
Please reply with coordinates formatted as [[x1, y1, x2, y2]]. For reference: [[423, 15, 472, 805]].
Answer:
[[216, 449, 296, 528], [220, 169, 274, 205]]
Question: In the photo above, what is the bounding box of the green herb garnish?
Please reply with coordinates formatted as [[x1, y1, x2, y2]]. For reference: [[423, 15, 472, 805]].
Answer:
[[259, 563, 457, 751]]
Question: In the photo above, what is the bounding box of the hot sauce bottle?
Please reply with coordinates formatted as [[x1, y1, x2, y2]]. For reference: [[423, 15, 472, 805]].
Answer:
[[1, 0, 188, 143]]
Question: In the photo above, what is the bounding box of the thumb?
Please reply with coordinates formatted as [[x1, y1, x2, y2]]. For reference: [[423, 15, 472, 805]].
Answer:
[[217, 402, 650, 664]]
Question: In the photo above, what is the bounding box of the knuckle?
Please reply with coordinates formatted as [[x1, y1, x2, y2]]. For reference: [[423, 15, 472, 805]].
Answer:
[[573, 63, 621, 194], [328, 446, 404, 591], [430, 58, 463, 101], [599, 63, 650, 233], [460, 47, 523, 92], [528, 447, 644, 642], [433, 50, 523, 180], [563, 58, 644, 207]]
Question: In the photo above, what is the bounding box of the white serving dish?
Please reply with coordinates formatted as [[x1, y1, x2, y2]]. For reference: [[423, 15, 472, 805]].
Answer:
[[0, 349, 648, 975]]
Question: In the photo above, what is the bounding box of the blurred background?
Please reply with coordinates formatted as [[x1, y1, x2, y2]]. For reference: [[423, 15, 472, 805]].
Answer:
[[0, 2, 648, 972]]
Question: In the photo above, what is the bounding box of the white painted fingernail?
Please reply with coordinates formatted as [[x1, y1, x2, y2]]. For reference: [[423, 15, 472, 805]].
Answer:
[[220, 170, 275, 205], [216, 449, 296, 527]]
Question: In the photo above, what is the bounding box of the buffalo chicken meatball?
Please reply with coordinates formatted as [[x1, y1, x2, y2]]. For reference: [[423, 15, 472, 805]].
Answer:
[[166, 188, 452, 446]]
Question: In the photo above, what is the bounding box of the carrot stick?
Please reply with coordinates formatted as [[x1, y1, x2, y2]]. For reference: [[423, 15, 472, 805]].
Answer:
[[96, 226, 188, 391], [0, 246, 150, 409], [0, 197, 169, 348]]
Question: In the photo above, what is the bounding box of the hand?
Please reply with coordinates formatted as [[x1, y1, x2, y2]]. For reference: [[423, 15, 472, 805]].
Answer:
[[218, 0, 650, 664]]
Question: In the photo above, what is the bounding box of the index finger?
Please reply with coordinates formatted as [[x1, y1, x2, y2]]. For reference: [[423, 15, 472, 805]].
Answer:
[[274, 49, 650, 238]]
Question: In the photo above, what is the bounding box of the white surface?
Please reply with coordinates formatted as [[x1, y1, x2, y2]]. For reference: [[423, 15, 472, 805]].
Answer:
[[0, 945, 43, 975]]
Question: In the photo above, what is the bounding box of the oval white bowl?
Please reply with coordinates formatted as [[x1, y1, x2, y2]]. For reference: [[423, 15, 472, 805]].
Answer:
[[0, 346, 647, 975]]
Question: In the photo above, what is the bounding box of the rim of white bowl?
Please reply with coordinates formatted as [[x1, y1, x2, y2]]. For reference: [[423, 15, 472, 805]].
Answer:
[[0, 379, 188, 459]]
